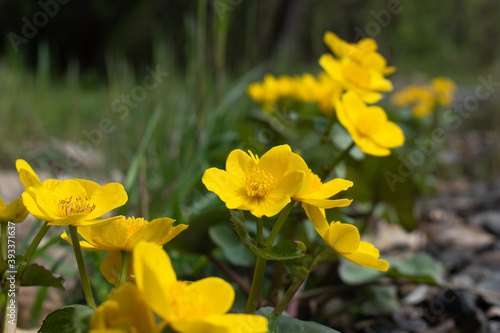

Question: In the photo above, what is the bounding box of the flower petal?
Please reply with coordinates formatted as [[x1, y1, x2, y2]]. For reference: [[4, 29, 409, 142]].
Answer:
[[16, 159, 42, 188], [87, 183, 128, 220], [340, 241, 390, 271], [126, 218, 188, 251], [100, 252, 128, 286], [371, 119, 405, 149], [307, 178, 353, 200], [225, 149, 255, 183], [21, 191, 49, 221], [257, 144, 292, 179], [172, 314, 268, 333], [301, 198, 353, 209], [323, 222, 360, 254], [302, 203, 329, 237], [181, 277, 235, 317], [88, 219, 131, 251], [25, 186, 61, 221], [249, 195, 291, 218], [202, 168, 251, 210], [133, 241, 177, 321], [60, 230, 102, 251]]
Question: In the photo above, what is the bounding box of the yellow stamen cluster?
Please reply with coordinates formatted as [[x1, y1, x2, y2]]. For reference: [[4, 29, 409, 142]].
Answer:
[[122, 217, 149, 235], [58, 196, 96, 216], [245, 167, 277, 198]]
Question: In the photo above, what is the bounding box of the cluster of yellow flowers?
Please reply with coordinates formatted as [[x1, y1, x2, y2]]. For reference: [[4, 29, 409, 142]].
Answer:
[[392, 77, 456, 118], [6, 160, 268, 333], [203, 145, 389, 271], [248, 32, 404, 157]]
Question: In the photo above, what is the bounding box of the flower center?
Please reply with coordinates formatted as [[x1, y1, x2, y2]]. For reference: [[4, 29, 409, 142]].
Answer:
[[122, 217, 148, 235], [245, 167, 277, 198], [58, 196, 95, 216]]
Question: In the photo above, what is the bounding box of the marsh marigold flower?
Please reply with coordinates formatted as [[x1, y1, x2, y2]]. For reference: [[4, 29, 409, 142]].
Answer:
[[61, 216, 187, 284], [0, 196, 28, 223], [133, 241, 268, 333], [303, 204, 389, 271], [202, 145, 304, 218], [288, 153, 353, 209], [89, 282, 157, 333], [335, 91, 404, 156], [431, 77, 456, 107], [22, 179, 127, 226]]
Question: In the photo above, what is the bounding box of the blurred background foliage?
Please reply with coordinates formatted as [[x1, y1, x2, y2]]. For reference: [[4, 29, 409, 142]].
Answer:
[[1, 0, 500, 330]]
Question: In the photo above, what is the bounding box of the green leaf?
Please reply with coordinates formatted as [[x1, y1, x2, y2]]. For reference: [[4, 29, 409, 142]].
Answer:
[[338, 258, 386, 285], [208, 223, 254, 267], [21, 263, 65, 290], [229, 210, 307, 261], [388, 252, 443, 285], [256, 307, 341, 333], [361, 286, 399, 314], [39, 305, 94, 333]]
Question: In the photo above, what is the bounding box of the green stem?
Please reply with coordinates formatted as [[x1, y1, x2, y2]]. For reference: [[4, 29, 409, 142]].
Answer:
[[24, 221, 50, 263], [256, 218, 264, 244], [325, 141, 355, 179], [68, 226, 96, 308], [271, 248, 332, 318], [265, 201, 295, 247], [117, 251, 132, 286], [321, 114, 337, 143], [244, 256, 267, 314], [1, 223, 7, 261]]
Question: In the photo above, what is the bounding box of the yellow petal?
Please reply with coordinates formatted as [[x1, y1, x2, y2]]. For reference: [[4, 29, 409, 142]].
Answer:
[[371, 119, 405, 149], [74, 179, 101, 196], [225, 149, 255, 183], [25, 186, 61, 221], [352, 136, 391, 156], [172, 314, 268, 333], [248, 195, 291, 218], [87, 219, 131, 251], [100, 252, 124, 286], [272, 170, 304, 199], [60, 230, 102, 251], [21, 191, 48, 221], [302, 203, 329, 237], [16, 160, 42, 188], [41, 179, 60, 190], [257, 144, 292, 179], [53, 179, 87, 201], [307, 178, 353, 200], [323, 222, 360, 254], [301, 198, 353, 209], [133, 241, 176, 321], [69, 215, 125, 227], [126, 218, 188, 251], [340, 241, 390, 271], [179, 277, 235, 317], [87, 183, 128, 220], [202, 168, 251, 210]]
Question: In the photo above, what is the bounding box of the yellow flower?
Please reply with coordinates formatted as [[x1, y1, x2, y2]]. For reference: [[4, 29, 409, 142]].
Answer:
[[89, 282, 157, 333], [202, 145, 304, 218], [431, 77, 456, 107], [320, 54, 393, 104], [61, 216, 187, 285], [0, 196, 28, 223], [133, 241, 268, 333], [335, 91, 404, 156], [22, 179, 127, 226], [323, 31, 395, 75], [288, 153, 353, 209], [392, 85, 436, 118], [303, 204, 389, 271]]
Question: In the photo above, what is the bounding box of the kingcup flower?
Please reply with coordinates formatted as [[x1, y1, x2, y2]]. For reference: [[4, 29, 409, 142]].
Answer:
[[431, 77, 456, 107], [335, 91, 404, 156], [134, 241, 268, 333], [22, 178, 128, 226], [89, 282, 157, 333], [61, 216, 187, 285], [303, 204, 389, 271], [202, 145, 304, 218], [288, 153, 353, 209], [0, 196, 28, 223]]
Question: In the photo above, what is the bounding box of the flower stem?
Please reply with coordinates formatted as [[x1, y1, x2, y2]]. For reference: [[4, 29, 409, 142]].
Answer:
[[321, 114, 337, 143], [271, 247, 332, 318], [256, 218, 264, 244], [325, 141, 355, 179], [244, 256, 267, 314], [1, 222, 7, 261], [68, 226, 96, 308], [117, 251, 132, 286], [265, 201, 294, 247], [24, 221, 50, 263]]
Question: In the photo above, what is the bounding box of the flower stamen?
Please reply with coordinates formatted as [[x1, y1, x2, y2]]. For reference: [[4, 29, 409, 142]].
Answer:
[[58, 196, 96, 216], [245, 167, 277, 198]]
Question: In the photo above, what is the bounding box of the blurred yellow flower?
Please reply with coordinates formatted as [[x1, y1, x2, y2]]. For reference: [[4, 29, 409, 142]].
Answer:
[[133, 241, 268, 333], [202, 145, 304, 218], [89, 282, 157, 333], [289, 153, 353, 209], [22, 179, 127, 226], [323, 31, 395, 75], [0, 196, 28, 223], [303, 204, 389, 271], [320, 54, 393, 104], [336, 91, 404, 156], [431, 77, 456, 107], [61, 216, 187, 284]]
